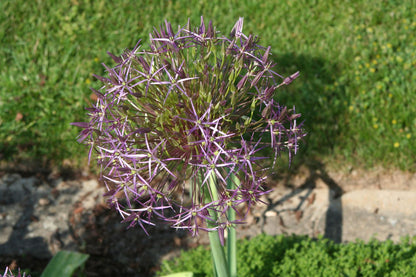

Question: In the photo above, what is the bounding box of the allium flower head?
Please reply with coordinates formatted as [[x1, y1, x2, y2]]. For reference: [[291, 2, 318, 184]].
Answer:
[[73, 17, 305, 235]]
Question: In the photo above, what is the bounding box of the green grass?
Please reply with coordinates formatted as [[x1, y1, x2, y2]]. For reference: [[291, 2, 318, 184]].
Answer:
[[1, 0, 415, 170], [158, 234, 416, 277]]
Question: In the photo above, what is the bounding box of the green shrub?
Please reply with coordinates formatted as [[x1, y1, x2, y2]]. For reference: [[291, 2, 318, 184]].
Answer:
[[158, 234, 416, 277]]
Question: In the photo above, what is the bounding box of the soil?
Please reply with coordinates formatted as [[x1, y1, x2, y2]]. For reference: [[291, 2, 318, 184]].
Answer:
[[0, 163, 415, 277]]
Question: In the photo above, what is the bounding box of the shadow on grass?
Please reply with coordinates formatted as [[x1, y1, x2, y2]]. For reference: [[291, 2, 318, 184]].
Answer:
[[262, 53, 346, 243], [273, 52, 346, 161]]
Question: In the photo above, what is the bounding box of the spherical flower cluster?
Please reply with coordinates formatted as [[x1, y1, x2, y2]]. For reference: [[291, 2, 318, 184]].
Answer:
[[73, 17, 305, 235]]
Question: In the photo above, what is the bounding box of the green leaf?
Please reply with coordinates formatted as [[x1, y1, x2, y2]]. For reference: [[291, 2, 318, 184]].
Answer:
[[40, 251, 89, 277], [161, 272, 194, 277]]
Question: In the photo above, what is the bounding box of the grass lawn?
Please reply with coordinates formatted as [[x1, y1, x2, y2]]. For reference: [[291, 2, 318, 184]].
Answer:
[[1, 0, 415, 171]]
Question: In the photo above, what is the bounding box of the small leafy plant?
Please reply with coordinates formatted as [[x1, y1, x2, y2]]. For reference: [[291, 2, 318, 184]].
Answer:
[[158, 234, 416, 277]]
